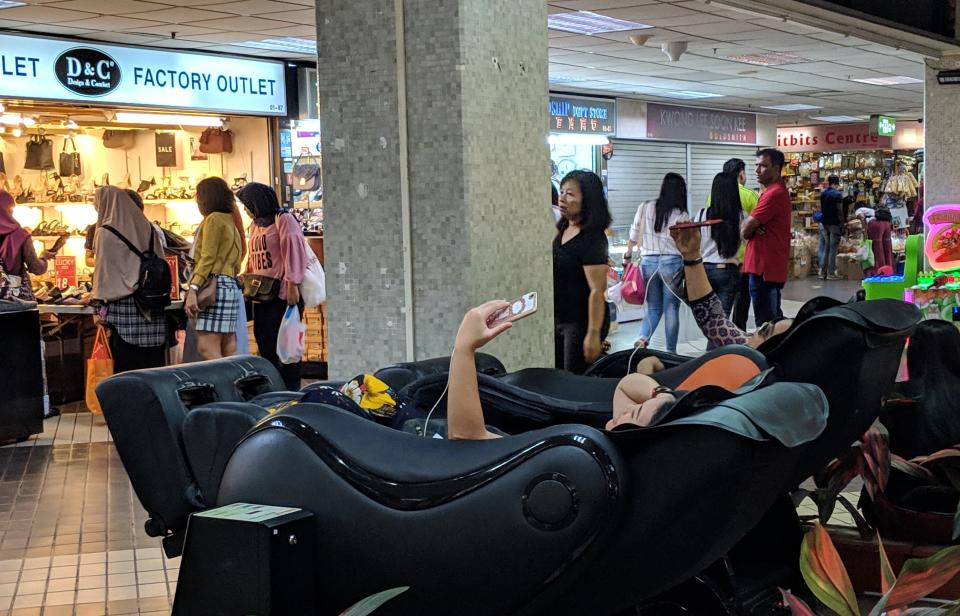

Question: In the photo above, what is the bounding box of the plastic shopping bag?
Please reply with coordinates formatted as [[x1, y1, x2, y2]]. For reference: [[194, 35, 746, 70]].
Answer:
[[607, 281, 623, 304], [300, 238, 326, 308], [858, 239, 875, 268], [85, 326, 113, 414], [621, 262, 646, 305], [277, 305, 306, 364]]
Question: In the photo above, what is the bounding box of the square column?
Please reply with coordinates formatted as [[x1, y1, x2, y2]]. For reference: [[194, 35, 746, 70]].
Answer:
[[316, 0, 554, 377], [925, 57, 960, 208]]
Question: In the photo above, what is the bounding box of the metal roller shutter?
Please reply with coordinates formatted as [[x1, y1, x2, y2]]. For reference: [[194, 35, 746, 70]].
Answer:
[[607, 139, 688, 228], [688, 144, 761, 215]]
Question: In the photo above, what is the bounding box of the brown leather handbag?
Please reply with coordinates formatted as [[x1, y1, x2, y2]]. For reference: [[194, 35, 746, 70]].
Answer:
[[199, 128, 234, 154], [196, 276, 217, 310]]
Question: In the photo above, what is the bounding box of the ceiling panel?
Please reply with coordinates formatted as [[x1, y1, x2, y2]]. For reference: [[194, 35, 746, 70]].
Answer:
[[61, 15, 166, 31], [44, 0, 167, 14], [184, 15, 297, 31], [126, 7, 233, 23], [262, 8, 314, 23], [203, 0, 297, 15], [0, 5, 96, 22]]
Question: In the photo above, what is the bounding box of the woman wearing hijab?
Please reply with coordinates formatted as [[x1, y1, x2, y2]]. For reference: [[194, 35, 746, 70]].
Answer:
[[0, 190, 60, 302], [183, 178, 243, 360], [237, 183, 308, 390], [91, 186, 167, 373]]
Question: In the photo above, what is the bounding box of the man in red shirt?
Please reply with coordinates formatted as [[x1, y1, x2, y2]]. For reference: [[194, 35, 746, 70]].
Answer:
[[741, 148, 791, 327]]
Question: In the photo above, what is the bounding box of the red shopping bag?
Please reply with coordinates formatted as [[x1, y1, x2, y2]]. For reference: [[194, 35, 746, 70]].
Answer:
[[85, 326, 113, 415], [621, 262, 646, 305]]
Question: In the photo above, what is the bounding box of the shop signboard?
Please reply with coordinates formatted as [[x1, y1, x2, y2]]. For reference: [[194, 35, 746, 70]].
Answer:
[[777, 124, 892, 152], [54, 256, 76, 290], [646, 103, 757, 145], [165, 256, 179, 300], [549, 95, 616, 134], [0, 33, 287, 116]]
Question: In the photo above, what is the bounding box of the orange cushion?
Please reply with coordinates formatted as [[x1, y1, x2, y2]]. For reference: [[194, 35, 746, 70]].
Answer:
[[675, 355, 762, 393]]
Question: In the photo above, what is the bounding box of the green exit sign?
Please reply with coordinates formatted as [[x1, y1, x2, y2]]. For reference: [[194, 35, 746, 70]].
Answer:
[[870, 114, 896, 137]]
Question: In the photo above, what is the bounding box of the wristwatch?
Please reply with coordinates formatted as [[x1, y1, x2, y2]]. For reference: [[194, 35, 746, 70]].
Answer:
[[683, 257, 703, 266], [189, 284, 200, 292]]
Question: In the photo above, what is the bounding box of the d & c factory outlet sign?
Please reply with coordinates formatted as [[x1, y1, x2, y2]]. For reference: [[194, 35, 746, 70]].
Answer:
[[550, 95, 616, 134], [646, 103, 758, 145], [0, 33, 287, 116]]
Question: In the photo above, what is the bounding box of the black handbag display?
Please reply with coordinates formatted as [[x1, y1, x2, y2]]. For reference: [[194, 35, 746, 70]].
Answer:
[[0, 152, 5, 174], [24, 135, 54, 171], [155, 132, 177, 168], [59, 137, 81, 177]]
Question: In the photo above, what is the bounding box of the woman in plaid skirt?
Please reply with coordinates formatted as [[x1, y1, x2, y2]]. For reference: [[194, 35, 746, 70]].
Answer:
[[183, 178, 243, 359]]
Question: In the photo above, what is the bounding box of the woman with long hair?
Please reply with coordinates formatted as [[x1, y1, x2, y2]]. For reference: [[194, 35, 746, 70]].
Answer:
[[184, 177, 244, 360], [237, 182, 308, 390], [698, 172, 743, 316], [630, 172, 687, 353], [554, 170, 612, 374], [883, 319, 960, 457]]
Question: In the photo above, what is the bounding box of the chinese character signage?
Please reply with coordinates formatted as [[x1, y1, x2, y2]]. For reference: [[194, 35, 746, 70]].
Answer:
[[549, 95, 616, 135], [646, 103, 757, 145]]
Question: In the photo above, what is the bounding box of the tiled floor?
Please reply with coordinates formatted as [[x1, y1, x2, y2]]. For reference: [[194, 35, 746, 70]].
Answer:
[[0, 406, 175, 616]]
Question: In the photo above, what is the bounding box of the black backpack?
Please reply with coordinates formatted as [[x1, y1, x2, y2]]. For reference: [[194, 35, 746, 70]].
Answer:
[[102, 225, 172, 310]]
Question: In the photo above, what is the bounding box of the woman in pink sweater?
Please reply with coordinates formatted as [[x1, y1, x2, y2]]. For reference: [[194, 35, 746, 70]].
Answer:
[[237, 183, 308, 390]]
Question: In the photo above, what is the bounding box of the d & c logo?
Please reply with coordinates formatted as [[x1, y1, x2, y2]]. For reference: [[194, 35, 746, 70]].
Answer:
[[54, 48, 121, 97]]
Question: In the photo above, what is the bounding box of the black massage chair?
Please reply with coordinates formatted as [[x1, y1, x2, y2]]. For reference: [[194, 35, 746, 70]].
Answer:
[[96, 298, 919, 615]]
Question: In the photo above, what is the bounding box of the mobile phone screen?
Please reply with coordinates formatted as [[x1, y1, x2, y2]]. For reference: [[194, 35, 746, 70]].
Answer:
[[489, 291, 538, 326]]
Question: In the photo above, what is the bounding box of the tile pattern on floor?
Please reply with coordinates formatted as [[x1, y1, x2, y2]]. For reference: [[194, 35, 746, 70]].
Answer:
[[0, 409, 175, 615]]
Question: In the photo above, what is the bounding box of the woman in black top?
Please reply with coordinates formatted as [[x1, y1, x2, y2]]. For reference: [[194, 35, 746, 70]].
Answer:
[[553, 170, 612, 374], [883, 320, 960, 458]]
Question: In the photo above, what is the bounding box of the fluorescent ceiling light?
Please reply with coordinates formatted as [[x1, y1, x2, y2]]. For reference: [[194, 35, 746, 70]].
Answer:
[[760, 103, 823, 111], [0, 1, 26, 8], [236, 37, 316, 54], [659, 91, 725, 100], [548, 10, 651, 35], [548, 134, 610, 146], [0, 114, 21, 126], [114, 112, 223, 127], [810, 115, 867, 122], [851, 76, 923, 86], [723, 52, 808, 66]]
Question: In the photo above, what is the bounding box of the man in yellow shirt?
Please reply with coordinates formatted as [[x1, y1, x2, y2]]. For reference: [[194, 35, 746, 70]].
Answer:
[[706, 158, 758, 329]]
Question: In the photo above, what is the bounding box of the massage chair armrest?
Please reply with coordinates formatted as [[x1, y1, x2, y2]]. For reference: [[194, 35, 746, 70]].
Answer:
[[583, 348, 692, 378], [181, 403, 269, 509]]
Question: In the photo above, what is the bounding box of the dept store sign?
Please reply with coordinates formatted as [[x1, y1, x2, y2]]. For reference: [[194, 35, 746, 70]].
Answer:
[[777, 123, 891, 152], [0, 33, 287, 116], [549, 95, 616, 134]]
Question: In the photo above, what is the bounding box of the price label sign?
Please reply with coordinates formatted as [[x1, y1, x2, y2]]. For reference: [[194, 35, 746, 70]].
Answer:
[[54, 255, 76, 290]]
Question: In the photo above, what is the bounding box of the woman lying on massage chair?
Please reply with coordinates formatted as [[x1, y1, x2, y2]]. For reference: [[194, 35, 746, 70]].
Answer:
[[448, 225, 795, 439]]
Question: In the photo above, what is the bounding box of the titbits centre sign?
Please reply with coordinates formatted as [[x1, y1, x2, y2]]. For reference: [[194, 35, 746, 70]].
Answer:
[[0, 33, 287, 116]]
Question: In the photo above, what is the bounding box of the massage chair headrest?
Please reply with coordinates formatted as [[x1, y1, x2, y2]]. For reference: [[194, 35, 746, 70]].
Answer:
[[757, 297, 920, 358], [374, 352, 506, 391]]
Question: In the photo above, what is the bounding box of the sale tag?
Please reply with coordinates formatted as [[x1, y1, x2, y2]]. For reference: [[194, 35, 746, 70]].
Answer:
[[54, 256, 76, 290], [165, 255, 180, 300]]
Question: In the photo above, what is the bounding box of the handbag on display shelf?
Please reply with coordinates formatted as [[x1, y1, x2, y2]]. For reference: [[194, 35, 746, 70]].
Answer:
[[24, 134, 54, 171], [290, 163, 321, 192], [59, 136, 82, 177], [102, 130, 135, 150], [199, 128, 234, 154]]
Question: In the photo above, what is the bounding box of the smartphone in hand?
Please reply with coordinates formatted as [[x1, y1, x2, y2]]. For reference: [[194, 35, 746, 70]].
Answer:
[[669, 219, 724, 231], [488, 291, 538, 327]]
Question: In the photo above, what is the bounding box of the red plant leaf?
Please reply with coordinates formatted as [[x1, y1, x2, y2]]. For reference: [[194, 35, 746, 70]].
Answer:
[[878, 535, 901, 616], [862, 422, 891, 496], [779, 588, 817, 615], [917, 446, 960, 466], [800, 523, 859, 616], [885, 545, 960, 611], [891, 455, 937, 483]]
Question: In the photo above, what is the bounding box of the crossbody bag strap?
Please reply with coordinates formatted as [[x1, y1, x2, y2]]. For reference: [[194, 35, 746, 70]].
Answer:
[[102, 225, 144, 259]]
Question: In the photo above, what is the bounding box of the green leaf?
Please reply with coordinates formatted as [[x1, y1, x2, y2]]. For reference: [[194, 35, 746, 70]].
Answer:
[[879, 545, 960, 612], [340, 586, 410, 616], [799, 524, 859, 616], [954, 499, 960, 542], [779, 588, 817, 615]]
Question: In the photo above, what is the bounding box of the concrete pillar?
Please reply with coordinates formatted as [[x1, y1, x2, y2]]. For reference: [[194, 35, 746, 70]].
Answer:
[[316, 0, 554, 377], [925, 57, 960, 209]]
